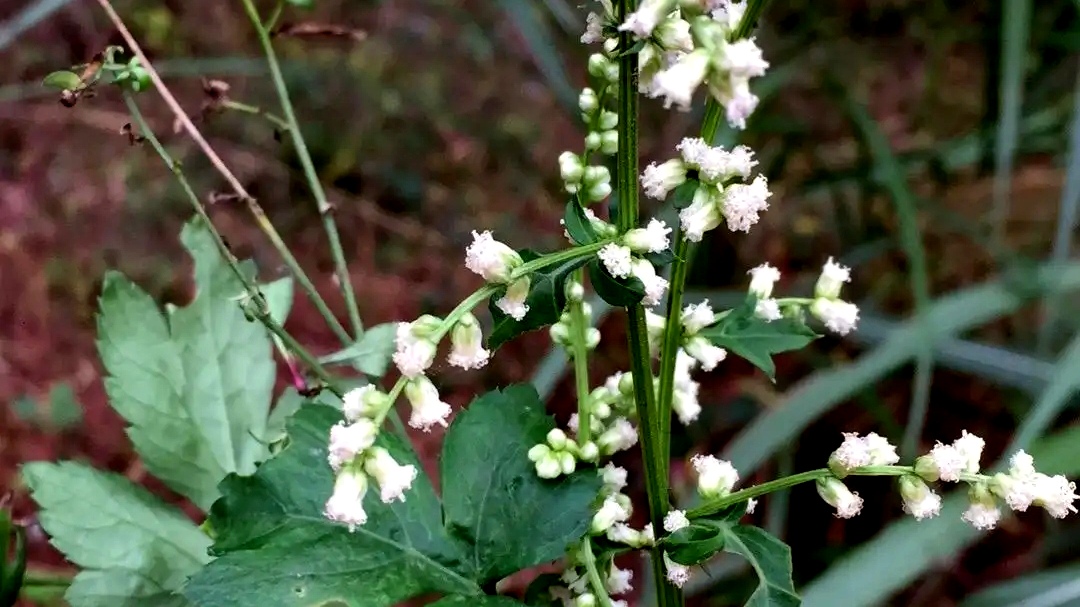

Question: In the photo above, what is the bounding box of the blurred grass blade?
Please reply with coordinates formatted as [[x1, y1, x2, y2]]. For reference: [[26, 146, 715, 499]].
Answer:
[[832, 85, 934, 458], [1037, 64, 1080, 354], [990, 0, 1033, 248], [0, 0, 75, 51], [496, 0, 578, 116], [724, 261, 1080, 476], [801, 413, 1080, 607], [1007, 331, 1080, 453], [539, 0, 581, 35], [961, 563, 1080, 607]]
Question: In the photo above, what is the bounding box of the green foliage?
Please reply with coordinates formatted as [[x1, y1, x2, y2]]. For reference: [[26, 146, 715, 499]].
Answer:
[[95, 219, 276, 510], [429, 597, 529, 607], [488, 251, 590, 349], [23, 462, 211, 607], [587, 260, 645, 307], [0, 507, 26, 607], [670, 179, 699, 210], [564, 201, 599, 245], [701, 297, 818, 380], [318, 323, 398, 377], [185, 385, 601, 607], [41, 70, 81, 90]]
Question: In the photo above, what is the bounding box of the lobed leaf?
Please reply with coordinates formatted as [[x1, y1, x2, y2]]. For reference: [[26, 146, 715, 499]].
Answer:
[[701, 297, 818, 380], [23, 462, 211, 607]]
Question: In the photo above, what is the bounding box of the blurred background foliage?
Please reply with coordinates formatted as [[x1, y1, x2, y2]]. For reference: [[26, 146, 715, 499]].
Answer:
[[3, 0, 1080, 605]]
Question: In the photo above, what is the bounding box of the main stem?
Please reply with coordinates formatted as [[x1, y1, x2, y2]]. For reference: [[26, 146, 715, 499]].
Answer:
[[613, 2, 682, 605], [239, 0, 365, 341]]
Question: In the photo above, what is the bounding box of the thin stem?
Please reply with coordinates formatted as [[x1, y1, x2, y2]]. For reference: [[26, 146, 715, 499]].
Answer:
[[582, 538, 614, 607], [655, 236, 691, 468], [239, 0, 365, 341], [221, 99, 290, 132], [124, 93, 345, 398], [569, 270, 593, 445], [95, 0, 353, 345], [263, 0, 285, 31]]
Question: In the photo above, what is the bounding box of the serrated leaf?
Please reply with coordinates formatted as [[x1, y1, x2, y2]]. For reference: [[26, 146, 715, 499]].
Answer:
[[185, 405, 477, 607], [441, 385, 603, 583], [587, 259, 645, 307], [721, 525, 799, 607], [42, 70, 82, 91], [96, 218, 275, 510], [701, 298, 818, 380], [487, 251, 590, 349], [318, 323, 398, 377], [564, 201, 598, 245], [670, 179, 700, 210], [23, 462, 211, 607]]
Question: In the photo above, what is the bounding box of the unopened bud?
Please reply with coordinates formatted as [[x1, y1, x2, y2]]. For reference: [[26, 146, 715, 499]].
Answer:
[[528, 443, 551, 462], [566, 280, 585, 302], [588, 53, 609, 78], [585, 131, 603, 151], [579, 441, 599, 462], [579, 87, 599, 114], [559, 451, 577, 475], [585, 328, 602, 349], [549, 322, 572, 346], [547, 428, 570, 450], [559, 151, 585, 184], [600, 130, 618, 154], [598, 111, 618, 131]]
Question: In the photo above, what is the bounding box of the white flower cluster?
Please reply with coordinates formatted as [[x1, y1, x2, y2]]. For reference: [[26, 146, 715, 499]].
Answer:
[[324, 386, 419, 531], [594, 0, 768, 127], [597, 218, 673, 307], [641, 137, 770, 241], [818, 430, 1078, 529]]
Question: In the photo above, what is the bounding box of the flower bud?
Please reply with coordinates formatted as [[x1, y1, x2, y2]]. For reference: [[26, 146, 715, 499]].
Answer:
[[598, 111, 618, 131], [584, 131, 603, 152], [655, 16, 693, 52], [598, 418, 638, 455], [600, 130, 618, 155], [342, 385, 389, 422], [814, 257, 851, 300], [591, 496, 630, 533], [535, 452, 562, 479], [448, 313, 490, 370], [547, 428, 570, 450], [559, 451, 577, 475], [559, 151, 585, 184], [692, 454, 738, 499], [584, 165, 611, 187], [579, 441, 599, 462], [585, 180, 612, 202], [592, 400, 612, 419], [585, 328, 602, 349], [603, 61, 619, 83], [575, 593, 596, 607], [579, 87, 599, 114], [565, 279, 585, 303], [816, 477, 863, 519], [528, 443, 551, 462], [549, 321, 572, 346], [588, 53, 610, 78]]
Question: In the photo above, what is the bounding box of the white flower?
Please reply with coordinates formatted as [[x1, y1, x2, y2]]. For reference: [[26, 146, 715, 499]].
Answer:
[[607, 564, 634, 595], [642, 523, 656, 544], [611, 600, 628, 607], [810, 298, 860, 336], [722, 81, 759, 129], [324, 468, 369, 531], [724, 145, 757, 179], [393, 321, 438, 378], [815, 256, 851, 300], [755, 298, 781, 321], [598, 418, 639, 454], [341, 385, 387, 422], [464, 230, 520, 284], [672, 380, 702, 425], [674, 349, 697, 386], [650, 49, 712, 111], [664, 509, 690, 532], [363, 446, 418, 503], [681, 300, 715, 335], [598, 243, 634, 279], [327, 419, 378, 471], [747, 263, 780, 299], [496, 276, 531, 321], [864, 432, 900, 465], [448, 313, 490, 370], [582, 12, 605, 44], [654, 16, 694, 51], [618, 0, 675, 38], [720, 174, 770, 232], [1010, 450, 1037, 477], [631, 259, 670, 307], [746, 498, 758, 514], [830, 432, 873, 472], [692, 454, 739, 498], [1033, 474, 1079, 519], [601, 463, 628, 492], [592, 495, 631, 533], [646, 309, 667, 353], [899, 476, 942, 521], [817, 477, 863, 518], [560, 151, 585, 186], [676, 137, 712, 168], [953, 430, 985, 474], [679, 187, 722, 242], [684, 336, 726, 371], [711, 0, 746, 32], [663, 553, 691, 588], [606, 523, 642, 546], [625, 218, 673, 253], [962, 502, 1001, 530], [403, 376, 452, 431], [641, 159, 689, 200], [928, 443, 966, 482], [717, 38, 769, 79]]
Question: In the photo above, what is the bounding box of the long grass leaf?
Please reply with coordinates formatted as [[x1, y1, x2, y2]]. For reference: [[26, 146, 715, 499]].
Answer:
[[991, 0, 1033, 247], [723, 261, 1080, 476], [800, 331, 1080, 607], [831, 86, 935, 457], [0, 0, 74, 51], [961, 563, 1080, 607], [495, 0, 579, 116]]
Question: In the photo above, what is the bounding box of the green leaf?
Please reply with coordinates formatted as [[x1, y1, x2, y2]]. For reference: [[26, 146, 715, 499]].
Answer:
[[441, 385, 603, 583], [96, 218, 275, 510], [47, 382, 83, 430], [670, 179, 699, 210], [42, 70, 82, 90], [587, 259, 645, 307], [666, 523, 727, 566], [318, 323, 398, 377], [563, 201, 598, 245], [721, 525, 799, 607], [185, 405, 477, 607], [960, 563, 1080, 607], [260, 277, 294, 325], [487, 251, 590, 350], [429, 597, 529, 607], [23, 462, 211, 607], [701, 298, 817, 380], [0, 522, 25, 607]]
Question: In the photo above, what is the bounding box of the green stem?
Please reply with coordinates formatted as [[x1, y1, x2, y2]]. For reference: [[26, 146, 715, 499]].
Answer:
[[221, 99, 290, 132], [654, 236, 690, 469], [240, 0, 365, 341], [569, 270, 593, 446], [582, 538, 614, 607], [519, 240, 610, 275], [263, 0, 285, 31], [124, 93, 345, 398]]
